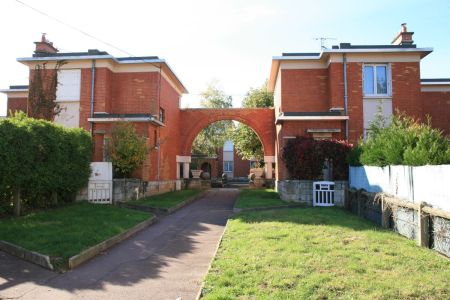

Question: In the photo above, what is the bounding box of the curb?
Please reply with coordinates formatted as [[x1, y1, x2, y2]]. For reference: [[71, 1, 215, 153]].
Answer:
[[117, 189, 209, 216], [0, 240, 54, 270], [195, 218, 231, 300], [68, 216, 158, 269], [233, 203, 308, 213]]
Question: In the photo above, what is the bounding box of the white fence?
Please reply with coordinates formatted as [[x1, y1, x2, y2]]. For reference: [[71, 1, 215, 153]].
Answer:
[[349, 165, 450, 212]]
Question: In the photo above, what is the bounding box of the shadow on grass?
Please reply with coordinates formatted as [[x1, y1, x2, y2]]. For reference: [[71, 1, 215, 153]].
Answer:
[[232, 206, 383, 232], [0, 189, 237, 298]]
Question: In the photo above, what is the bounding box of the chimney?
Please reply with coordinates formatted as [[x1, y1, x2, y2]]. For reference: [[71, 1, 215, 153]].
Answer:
[[34, 33, 58, 54], [391, 23, 414, 46]]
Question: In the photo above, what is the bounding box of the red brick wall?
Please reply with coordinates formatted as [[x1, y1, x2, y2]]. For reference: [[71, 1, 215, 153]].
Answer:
[[80, 68, 92, 131], [345, 62, 364, 144], [111, 72, 159, 114], [233, 151, 250, 178], [281, 69, 329, 112], [422, 91, 450, 135], [6, 97, 27, 115], [392, 62, 422, 120], [93, 67, 113, 113], [158, 75, 181, 180], [328, 62, 344, 109]]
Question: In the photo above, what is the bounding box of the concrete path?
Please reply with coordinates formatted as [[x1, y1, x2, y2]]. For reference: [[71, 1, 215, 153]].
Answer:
[[0, 189, 238, 300]]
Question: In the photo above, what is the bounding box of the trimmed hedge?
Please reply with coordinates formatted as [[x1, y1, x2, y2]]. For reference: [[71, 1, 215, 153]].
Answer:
[[0, 113, 92, 215], [282, 137, 352, 180], [348, 114, 450, 167]]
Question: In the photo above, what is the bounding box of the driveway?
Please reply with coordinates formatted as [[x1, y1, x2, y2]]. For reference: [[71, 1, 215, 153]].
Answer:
[[0, 188, 238, 300]]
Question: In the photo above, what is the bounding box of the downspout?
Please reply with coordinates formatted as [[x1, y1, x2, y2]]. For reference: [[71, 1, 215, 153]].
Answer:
[[343, 53, 349, 140], [90, 59, 96, 136]]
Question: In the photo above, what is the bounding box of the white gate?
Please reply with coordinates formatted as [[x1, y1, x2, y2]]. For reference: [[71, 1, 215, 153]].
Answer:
[[88, 162, 113, 204], [313, 181, 335, 207]]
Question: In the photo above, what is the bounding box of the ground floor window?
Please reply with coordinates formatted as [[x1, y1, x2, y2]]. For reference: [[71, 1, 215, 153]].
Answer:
[[363, 98, 392, 138], [224, 161, 233, 172]]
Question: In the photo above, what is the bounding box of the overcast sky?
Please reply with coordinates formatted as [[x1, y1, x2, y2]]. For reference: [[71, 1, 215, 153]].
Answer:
[[1, 0, 449, 115]]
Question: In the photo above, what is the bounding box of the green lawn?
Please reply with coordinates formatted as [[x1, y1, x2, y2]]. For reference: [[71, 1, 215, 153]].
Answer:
[[202, 207, 450, 299], [0, 202, 151, 260], [234, 189, 288, 209], [128, 189, 204, 209]]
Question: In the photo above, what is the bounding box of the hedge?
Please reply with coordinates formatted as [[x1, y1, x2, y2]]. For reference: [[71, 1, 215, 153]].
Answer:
[[282, 137, 352, 180], [0, 113, 92, 216], [348, 114, 450, 167]]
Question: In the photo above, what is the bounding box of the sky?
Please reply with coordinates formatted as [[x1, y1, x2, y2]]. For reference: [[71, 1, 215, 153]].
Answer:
[[0, 0, 449, 116]]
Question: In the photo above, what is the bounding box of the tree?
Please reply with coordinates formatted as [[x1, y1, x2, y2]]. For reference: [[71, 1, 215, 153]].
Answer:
[[108, 122, 148, 177], [28, 61, 65, 120], [192, 81, 233, 156], [231, 81, 273, 163]]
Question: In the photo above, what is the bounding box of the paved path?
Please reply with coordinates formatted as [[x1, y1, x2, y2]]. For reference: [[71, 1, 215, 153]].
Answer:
[[0, 189, 238, 300]]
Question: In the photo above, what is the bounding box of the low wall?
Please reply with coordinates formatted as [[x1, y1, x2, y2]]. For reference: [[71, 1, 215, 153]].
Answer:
[[276, 180, 347, 207], [347, 189, 450, 257], [114, 179, 183, 202]]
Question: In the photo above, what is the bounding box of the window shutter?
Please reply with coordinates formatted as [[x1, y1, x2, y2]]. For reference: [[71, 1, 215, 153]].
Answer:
[[56, 70, 81, 101]]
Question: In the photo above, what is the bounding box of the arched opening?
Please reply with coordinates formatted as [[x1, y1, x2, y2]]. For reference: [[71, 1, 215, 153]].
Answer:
[[177, 108, 276, 181]]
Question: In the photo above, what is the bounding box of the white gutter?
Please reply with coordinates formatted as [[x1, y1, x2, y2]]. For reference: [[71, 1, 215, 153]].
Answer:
[[421, 82, 450, 85], [272, 47, 434, 61], [276, 116, 349, 121], [88, 117, 165, 127], [0, 89, 29, 93]]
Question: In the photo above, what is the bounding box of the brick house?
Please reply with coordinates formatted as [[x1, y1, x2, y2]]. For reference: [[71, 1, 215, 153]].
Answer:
[[268, 24, 450, 180], [2, 26, 449, 188]]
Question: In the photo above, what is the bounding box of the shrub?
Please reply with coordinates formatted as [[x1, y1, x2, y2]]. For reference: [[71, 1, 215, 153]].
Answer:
[[282, 137, 352, 180], [108, 122, 148, 178], [0, 113, 92, 215], [349, 114, 450, 166]]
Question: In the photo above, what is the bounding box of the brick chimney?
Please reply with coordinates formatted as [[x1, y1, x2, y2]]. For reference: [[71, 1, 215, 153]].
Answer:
[[391, 23, 414, 46], [34, 33, 58, 54]]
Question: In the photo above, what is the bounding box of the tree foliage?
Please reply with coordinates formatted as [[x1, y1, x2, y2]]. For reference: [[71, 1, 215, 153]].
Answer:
[[231, 81, 273, 162], [108, 122, 149, 178], [348, 113, 450, 166], [282, 137, 352, 180], [28, 61, 65, 120], [0, 112, 92, 215], [192, 81, 233, 156]]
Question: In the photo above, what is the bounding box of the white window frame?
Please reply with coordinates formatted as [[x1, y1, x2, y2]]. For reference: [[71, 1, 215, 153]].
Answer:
[[362, 64, 391, 97], [223, 161, 233, 172]]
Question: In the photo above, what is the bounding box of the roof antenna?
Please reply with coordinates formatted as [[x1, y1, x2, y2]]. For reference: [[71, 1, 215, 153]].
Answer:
[[313, 37, 337, 50]]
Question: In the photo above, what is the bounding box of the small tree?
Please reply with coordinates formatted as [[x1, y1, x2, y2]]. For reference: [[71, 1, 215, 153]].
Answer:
[[108, 122, 148, 178]]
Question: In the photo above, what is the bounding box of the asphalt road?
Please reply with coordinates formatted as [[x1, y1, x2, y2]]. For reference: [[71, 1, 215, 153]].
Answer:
[[0, 188, 238, 300]]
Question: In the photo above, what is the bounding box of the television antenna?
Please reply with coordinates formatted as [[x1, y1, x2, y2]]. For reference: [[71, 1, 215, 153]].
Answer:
[[313, 37, 337, 50]]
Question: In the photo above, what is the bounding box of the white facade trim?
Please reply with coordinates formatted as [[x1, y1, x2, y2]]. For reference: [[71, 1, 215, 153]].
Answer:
[[421, 86, 450, 92], [264, 156, 276, 163], [277, 116, 349, 121], [176, 155, 191, 163]]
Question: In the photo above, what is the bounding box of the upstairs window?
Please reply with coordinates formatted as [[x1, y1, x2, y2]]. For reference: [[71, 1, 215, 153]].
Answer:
[[363, 64, 390, 96], [159, 107, 165, 123], [56, 69, 81, 101]]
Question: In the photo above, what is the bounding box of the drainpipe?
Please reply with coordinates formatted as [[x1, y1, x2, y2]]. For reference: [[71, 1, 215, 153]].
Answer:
[[343, 53, 349, 140], [90, 59, 96, 136]]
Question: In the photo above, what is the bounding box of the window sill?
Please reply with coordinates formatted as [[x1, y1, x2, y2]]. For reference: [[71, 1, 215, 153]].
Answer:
[[363, 95, 392, 99]]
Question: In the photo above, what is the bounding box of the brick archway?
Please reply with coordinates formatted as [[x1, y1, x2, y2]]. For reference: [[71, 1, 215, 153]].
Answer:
[[179, 108, 275, 157]]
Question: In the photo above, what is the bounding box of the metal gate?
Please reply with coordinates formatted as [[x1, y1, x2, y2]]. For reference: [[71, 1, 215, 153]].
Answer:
[[313, 181, 335, 206], [88, 162, 113, 204]]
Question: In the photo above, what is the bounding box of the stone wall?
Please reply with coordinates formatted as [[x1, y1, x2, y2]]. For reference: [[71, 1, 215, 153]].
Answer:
[[277, 180, 347, 207]]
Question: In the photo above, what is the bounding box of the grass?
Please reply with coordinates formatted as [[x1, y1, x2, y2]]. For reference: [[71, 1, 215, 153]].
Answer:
[[128, 189, 204, 209], [202, 207, 450, 299], [0, 202, 151, 260], [234, 189, 289, 209]]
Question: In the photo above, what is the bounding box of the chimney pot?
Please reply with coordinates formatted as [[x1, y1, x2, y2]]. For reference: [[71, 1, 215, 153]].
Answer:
[[34, 34, 58, 55]]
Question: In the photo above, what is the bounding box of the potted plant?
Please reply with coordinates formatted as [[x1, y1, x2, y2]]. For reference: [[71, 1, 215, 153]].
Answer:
[[190, 160, 203, 179], [249, 160, 264, 178]]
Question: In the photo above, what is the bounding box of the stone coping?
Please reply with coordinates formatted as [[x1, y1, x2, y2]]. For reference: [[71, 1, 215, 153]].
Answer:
[[0, 216, 157, 272], [117, 189, 208, 215]]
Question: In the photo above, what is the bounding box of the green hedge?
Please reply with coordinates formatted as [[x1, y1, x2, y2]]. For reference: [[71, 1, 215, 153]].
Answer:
[[0, 113, 92, 215], [348, 114, 450, 167]]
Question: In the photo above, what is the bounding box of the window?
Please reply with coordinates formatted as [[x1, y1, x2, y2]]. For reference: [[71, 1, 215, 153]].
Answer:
[[56, 69, 81, 101], [363, 64, 390, 96], [224, 161, 233, 172], [159, 108, 165, 123], [363, 98, 392, 138]]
